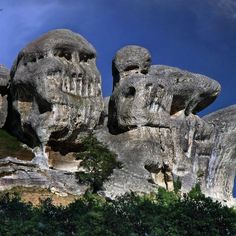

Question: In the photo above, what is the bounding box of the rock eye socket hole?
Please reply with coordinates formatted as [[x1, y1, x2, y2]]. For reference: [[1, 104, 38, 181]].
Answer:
[[23, 56, 37, 66], [54, 49, 72, 61], [47, 69, 62, 76], [38, 55, 44, 60], [124, 86, 136, 98], [124, 65, 139, 72], [80, 53, 88, 62], [79, 53, 95, 62]]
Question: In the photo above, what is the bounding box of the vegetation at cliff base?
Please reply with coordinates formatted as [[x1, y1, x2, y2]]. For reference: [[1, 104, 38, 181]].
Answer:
[[76, 135, 122, 193], [0, 185, 235, 236]]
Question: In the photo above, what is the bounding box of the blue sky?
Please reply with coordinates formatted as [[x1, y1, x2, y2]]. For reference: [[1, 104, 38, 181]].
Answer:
[[0, 0, 236, 196], [1, 0, 236, 116]]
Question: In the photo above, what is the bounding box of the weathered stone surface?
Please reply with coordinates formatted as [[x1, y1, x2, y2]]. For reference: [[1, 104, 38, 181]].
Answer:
[[171, 112, 216, 193], [97, 45, 236, 206], [149, 65, 221, 115], [0, 65, 9, 128], [108, 75, 172, 133], [95, 126, 174, 198], [112, 46, 151, 88], [0, 64, 9, 88], [7, 29, 103, 167], [109, 46, 220, 134], [0, 157, 88, 196], [203, 105, 236, 204], [98, 96, 110, 127], [0, 37, 235, 207]]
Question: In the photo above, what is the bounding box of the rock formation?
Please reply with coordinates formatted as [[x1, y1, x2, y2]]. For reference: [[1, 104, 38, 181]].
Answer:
[[0, 157, 88, 196], [0, 65, 9, 128], [6, 29, 103, 168], [96, 45, 225, 201], [203, 106, 236, 203], [0, 33, 235, 205]]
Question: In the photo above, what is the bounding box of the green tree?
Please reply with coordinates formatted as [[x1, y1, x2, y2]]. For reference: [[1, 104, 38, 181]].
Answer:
[[76, 135, 122, 193]]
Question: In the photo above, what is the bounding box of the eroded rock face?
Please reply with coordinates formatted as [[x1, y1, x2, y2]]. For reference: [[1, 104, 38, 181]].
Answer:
[[96, 126, 174, 198], [109, 47, 220, 134], [0, 65, 9, 128], [108, 75, 172, 133], [7, 29, 103, 167], [0, 157, 88, 196], [149, 65, 221, 115], [97, 45, 236, 205], [112, 46, 151, 88], [203, 105, 236, 204], [0, 38, 235, 206]]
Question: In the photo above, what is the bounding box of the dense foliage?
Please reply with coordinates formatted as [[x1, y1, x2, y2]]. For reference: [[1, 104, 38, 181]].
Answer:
[[76, 135, 122, 192], [0, 186, 235, 236]]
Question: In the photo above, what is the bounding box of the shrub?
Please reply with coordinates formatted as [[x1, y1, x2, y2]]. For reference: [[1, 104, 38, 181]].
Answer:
[[76, 134, 122, 193], [0, 187, 235, 236]]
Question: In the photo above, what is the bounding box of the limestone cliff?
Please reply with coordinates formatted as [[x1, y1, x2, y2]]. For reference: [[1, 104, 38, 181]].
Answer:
[[0, 30, 235, 206]]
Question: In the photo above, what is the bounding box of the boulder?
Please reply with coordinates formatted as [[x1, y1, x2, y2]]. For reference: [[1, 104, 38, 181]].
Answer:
[[108, 47, 220, 134], [112, 45, 151, 88], [7, 29, 103, 167]]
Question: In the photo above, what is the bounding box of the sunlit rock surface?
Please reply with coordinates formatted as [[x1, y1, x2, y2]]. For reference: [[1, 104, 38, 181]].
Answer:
[[203, 105, 236, 205], [0, 35, 235, 206], [0, 157, 88, 196], [97, 45, 235, 206], [6, 29, 103, 168]]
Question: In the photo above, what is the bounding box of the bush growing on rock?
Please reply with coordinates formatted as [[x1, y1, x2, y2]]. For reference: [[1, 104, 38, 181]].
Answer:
[[76, 135, 122, 193]]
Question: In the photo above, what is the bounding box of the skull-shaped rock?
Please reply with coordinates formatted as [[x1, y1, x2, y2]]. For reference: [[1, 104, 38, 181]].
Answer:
[[8, 29, 103, 165], [109, 46, 221, 134], [108, 75, 172, 133], [112, 45, 151, 89], [0, 65, 9, 128]]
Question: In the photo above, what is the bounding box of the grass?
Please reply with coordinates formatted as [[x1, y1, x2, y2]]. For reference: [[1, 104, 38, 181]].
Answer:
[[0, 129, 33, 160]]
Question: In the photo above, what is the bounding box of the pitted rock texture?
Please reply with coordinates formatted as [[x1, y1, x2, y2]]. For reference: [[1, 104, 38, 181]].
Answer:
[[0, 37, 235, 206], [112, 46, 151, 88], [98, 45, 235, 206], [149, 65, 221, 115], [0, 65, 9, 128], [0, 157, 88, 196], [7, 29, 103, 167], [203, 105, 236, 204], [108, 75, 172, 133], [96, 126, 174, 198]]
